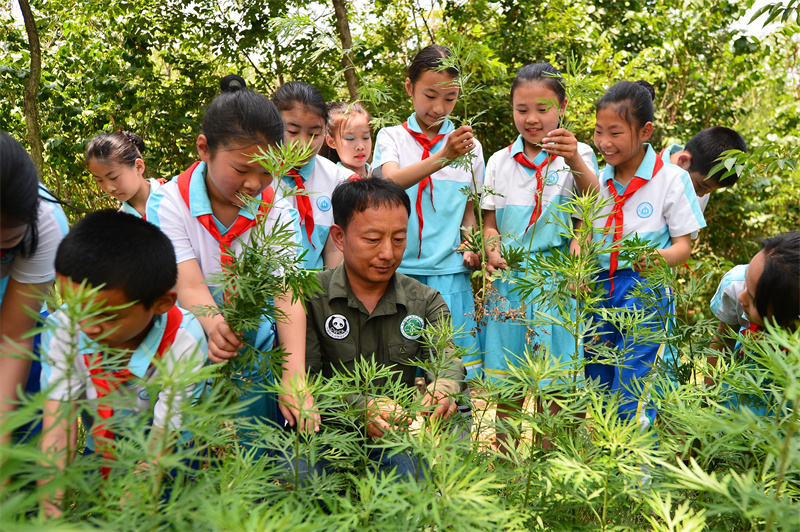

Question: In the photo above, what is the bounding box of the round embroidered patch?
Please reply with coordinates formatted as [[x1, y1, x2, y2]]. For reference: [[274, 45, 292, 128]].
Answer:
[[317, 195, 332, 212], [636, 202, 654, 218], [545, 170, 559, 185], [400, 314, 424, 340], [138, 389, 150, 401], [325, 314, 350, 339]]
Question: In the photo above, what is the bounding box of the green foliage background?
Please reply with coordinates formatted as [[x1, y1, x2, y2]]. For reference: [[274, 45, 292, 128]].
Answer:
[[1, 1, 800, 529]]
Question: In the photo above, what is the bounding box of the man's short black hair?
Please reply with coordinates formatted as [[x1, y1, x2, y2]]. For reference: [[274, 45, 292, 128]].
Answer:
[[684, 127, 747, 187], [332, 178, 411, 229], [56, 210, 177, 308], [756, 231, 800, 330]]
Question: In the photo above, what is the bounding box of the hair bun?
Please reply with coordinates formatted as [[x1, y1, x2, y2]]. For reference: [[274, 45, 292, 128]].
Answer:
[[221, 74, 247, 93], [118, 131, 145, 155], [635, 80, 656, 101]]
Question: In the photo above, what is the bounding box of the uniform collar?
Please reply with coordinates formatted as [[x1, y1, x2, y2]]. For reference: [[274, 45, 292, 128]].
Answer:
[[602, 143, 658, 184], [337, 161, 370, 174], [509, 135, 548, 165], [407, 113, 455, 136], [189, 162, 257, 221], [126, 312, 168, 377], [328, 262, 407, 316]]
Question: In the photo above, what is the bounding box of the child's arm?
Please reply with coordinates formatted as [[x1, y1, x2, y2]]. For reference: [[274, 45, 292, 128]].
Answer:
[[175, 259, 242, 363], [40, 400, 78, 518], [482, 210, 506, 274], [460, 200, 480, 269], [655, 234, 692, 267], [275, 292, 319, 433], [542, 129, 600, 195], [382, 125, 476, 189], [322, 233, 343, 269], [635, 234, 692, 271], [0, 278, 50, 446]]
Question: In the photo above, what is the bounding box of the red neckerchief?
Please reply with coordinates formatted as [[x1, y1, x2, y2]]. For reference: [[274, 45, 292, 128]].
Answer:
[[84, 305, 183, 479], [177, 162, 274, 267], [401, 122, 446, 259], [603, 154, 664, 294], [509, 145, 557, 233], [287, 168, 315, 249]]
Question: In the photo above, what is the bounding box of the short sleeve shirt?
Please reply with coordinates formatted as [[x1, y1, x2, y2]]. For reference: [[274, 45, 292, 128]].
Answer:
[[119, 178, 164, 219], [146, 162, 301, 291], [592, 144, 706, 271], [710, 264, 749, 329], [273, 155, 354, 269], [373, 115, 485, 276], [482, 136, 598, 254], [40, 306, 208, 432], [0, 187, 69, 302]]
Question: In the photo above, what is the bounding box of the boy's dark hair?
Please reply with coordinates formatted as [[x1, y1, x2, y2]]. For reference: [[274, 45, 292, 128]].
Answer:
[[85, 131, 145, 168], [332, 178, 411, 230], [0, 131, 41, 258], [510, 63, 565, 104], [273, 81, 328, 123], [755, 231, 800, 330], [56, 210, 177, 309], [596, 80, 655, 129], [683, 127, 747, 187], [203, 74, 284, 153], [408, 44, 458, 84]]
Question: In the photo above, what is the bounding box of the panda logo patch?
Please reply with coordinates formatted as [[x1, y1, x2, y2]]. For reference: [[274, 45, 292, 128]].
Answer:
[[545, 170, 559, 186], [636, 202, 654, 219], [317, 196, 332, 212], [325, 314, 350, 340]]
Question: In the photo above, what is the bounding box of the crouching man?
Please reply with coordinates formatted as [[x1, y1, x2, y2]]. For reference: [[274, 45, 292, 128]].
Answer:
[[305, 177, 466, 479]]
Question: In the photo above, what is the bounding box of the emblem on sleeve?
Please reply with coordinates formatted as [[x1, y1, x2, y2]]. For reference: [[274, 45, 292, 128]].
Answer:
[[400, 314, 425, 340], [636, 202, 654, 218], [325, 314, 350, 339], [317, 195, 332, 212]]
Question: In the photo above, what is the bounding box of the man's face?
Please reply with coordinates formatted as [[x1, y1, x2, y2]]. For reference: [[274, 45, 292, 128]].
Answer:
[[333, 204, 408, 289]]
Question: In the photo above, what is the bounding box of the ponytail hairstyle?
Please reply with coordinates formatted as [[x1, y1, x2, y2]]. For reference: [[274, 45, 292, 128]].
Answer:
[[0, 131, 40, 258], [510, 63, 566, 104], [408, 44, 459, 84], [85, 130, 145, 168], [272, 81, 328, 124], [323, 101, 371, 162], [755, 231, 800, 330], [595, 80, 655, 130], [203, 74, 284, 153]]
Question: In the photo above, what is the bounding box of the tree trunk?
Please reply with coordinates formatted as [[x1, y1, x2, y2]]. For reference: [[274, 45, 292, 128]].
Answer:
[[331, 0, 358, 101], [18, 0, 45, 178]]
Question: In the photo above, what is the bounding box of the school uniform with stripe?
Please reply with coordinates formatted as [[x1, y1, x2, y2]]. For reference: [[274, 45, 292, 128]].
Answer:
[[478, 138, 598, 382], [119, 177, 167, 220], [710, 264, 750, 330], [373, 115, 485, 361], [147, 162, 300, 427], [660, 144, 710, 243], [40, 306, 207, 459], [586, 144, 705, 426], [273, 155, 354, 270]]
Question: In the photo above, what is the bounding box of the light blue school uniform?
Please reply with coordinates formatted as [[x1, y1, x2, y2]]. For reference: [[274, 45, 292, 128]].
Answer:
[[148, 162, 302, 438], [272, 155, 350, 270], [373, 115, 485, 362], [480, 137, 598, 384], [586, 144, 705, 425]]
